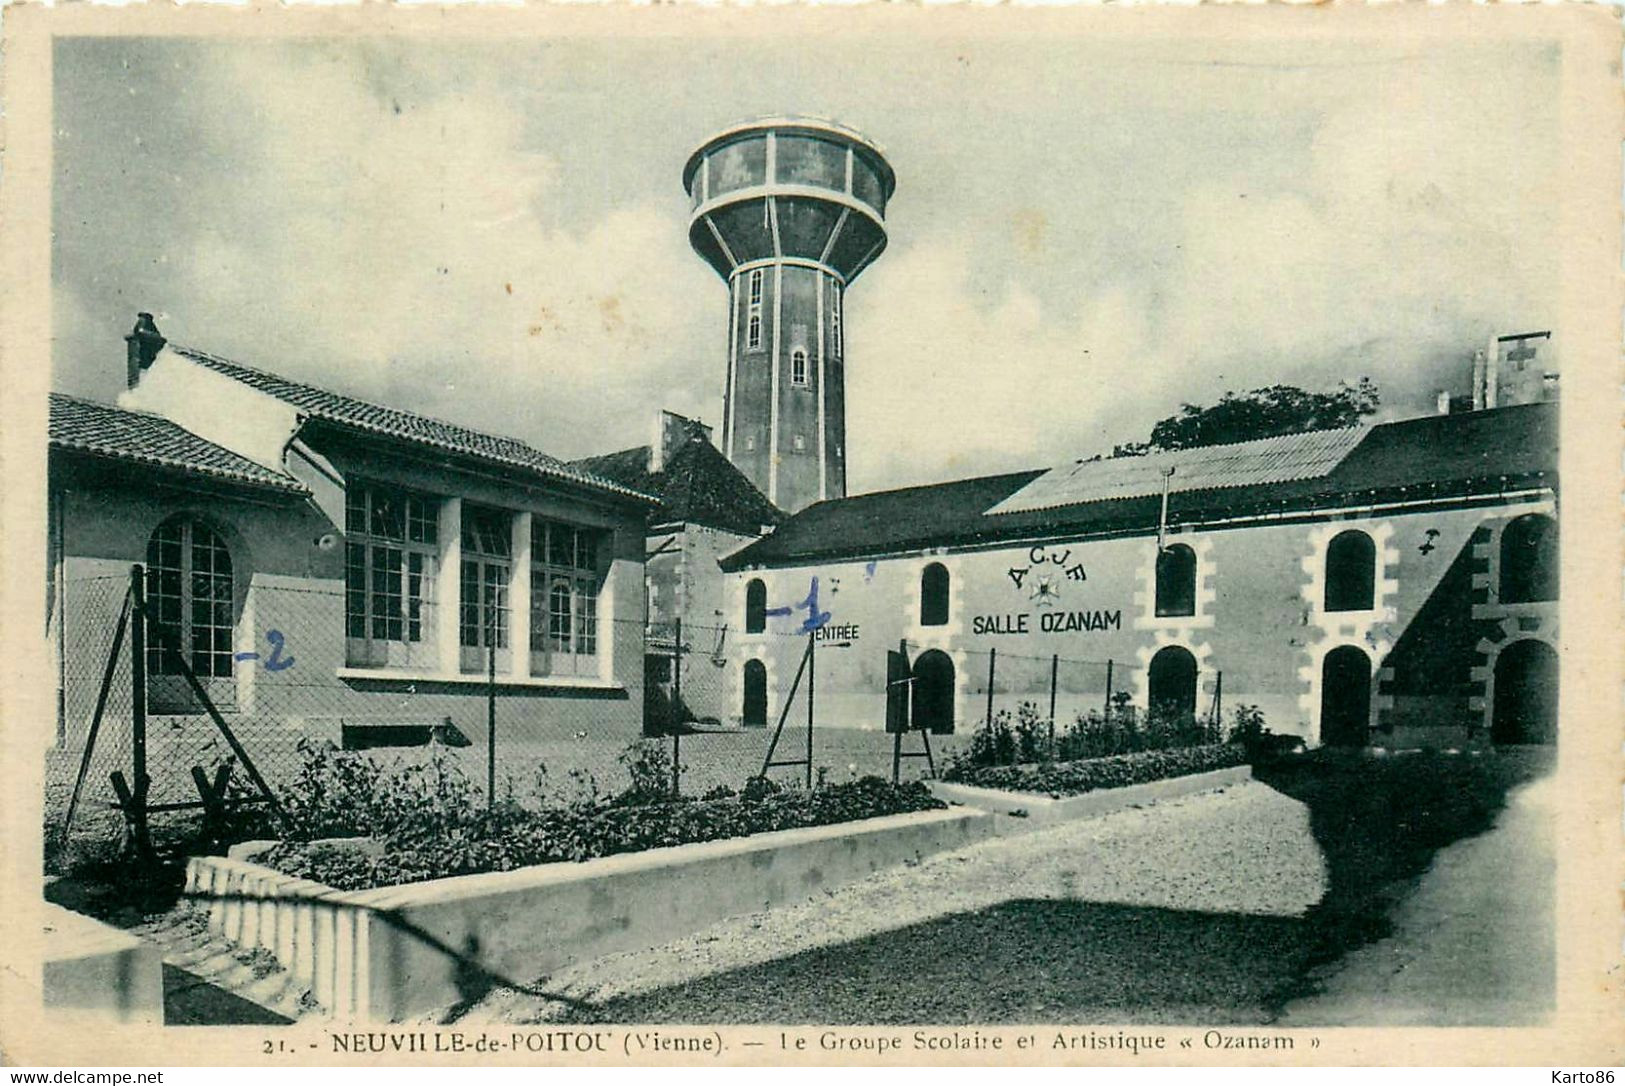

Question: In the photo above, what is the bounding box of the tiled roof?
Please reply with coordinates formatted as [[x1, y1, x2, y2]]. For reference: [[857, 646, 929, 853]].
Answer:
[[988, 426, 1368, 515], [48, 393, 309, 494], [722, 403, 1558, 569], [169, 345, 657, 505], [574, 430, 783, 536]]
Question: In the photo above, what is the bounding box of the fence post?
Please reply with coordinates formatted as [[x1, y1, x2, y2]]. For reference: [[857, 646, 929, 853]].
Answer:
[[1048, 653, 1059, 758], [1212, 670, 1223, 740], [1104, 658, 1114, 717], [984, 647, 997, 729], [127, 565, 152, 858], [805, 630, 815, 790], [486, 607, 497, 810], [672, 616, 682, 798]]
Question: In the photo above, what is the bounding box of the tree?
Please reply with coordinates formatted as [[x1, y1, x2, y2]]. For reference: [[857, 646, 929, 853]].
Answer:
[[1123, 378, 1379, 455]]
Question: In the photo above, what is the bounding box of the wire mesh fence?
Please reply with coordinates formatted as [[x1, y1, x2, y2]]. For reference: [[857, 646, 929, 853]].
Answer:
[[45, 566, 1229, 868]]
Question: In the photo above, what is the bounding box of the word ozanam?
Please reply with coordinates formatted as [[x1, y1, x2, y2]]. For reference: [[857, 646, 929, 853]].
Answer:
[[972, 610, 1123, 636]]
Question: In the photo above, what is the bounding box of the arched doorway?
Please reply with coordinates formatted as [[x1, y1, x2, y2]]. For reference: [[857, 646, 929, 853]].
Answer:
[[1147, 646, 1197, 721], [742, 659, 768, 728], [911, 650, 955, 734], [1319, 645, 1372, 747], [1492, 639, 1558, 745]]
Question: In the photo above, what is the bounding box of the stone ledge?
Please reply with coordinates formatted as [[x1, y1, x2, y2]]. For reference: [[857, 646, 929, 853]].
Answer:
[[928, 763, 1253, 830]]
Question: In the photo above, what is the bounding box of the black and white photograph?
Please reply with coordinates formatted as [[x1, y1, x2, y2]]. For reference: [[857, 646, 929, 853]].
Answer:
[[1, 2, 1619, 1069]]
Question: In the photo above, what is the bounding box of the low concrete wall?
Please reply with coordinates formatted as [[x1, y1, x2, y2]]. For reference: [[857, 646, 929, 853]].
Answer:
[[42, 903, 164, 1024], [188, 805, 997, 1022], [928, 764, 1253, 830]]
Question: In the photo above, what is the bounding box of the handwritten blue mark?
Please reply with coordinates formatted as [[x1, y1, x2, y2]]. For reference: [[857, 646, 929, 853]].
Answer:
[[795, 577, 832, 634], [233, 629, 295, 671]]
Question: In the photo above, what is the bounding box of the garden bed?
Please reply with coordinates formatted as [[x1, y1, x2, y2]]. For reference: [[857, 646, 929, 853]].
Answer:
[[940, 741, 1248, 798], [263, 775, 945, 891]]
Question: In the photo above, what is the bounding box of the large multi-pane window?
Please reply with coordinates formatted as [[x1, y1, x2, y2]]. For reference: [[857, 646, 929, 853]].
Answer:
[[530, 519, 603, 675], [345, 484, 437, 666], [145, 517, 233, 678], [459, 505, 511, 660]]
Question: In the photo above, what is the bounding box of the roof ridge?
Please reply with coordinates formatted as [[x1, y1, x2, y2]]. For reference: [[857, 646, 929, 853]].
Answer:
[[169, 344, 539, 449]]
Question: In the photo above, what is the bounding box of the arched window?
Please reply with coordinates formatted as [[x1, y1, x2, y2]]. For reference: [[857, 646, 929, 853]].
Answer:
[[742, 659, 768, 727], [1147, 645, 1197, 721], [920, 563, 950, 627], [1500, 514, 1558, 604], [1154, 544, 1197, 618], [145, 517, 234, 677], [1324, 530, 1375, 612], [911, 650, 956, 734], [790, 348, 808, 387], [744, 578, 767, 634]]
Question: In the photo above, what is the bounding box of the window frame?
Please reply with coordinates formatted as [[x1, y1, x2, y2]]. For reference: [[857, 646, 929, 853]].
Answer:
[[920, 562, 950, 627], [145, 517, 234, 679], [459, 503, 512, 654], [1323, 529, 1377, 613], [746, 268, 764, 351], [790, 347, 808, 387], [744, 578, 767, 634], [1153, 544, 1198, 618], [344, 483, 439, 665], [529, 518, 605, 675]]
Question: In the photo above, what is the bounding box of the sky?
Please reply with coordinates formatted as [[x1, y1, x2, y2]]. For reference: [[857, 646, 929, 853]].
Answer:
[[51, 32, 1562, 495]]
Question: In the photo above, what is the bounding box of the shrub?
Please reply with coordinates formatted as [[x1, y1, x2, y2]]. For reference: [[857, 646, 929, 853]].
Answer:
[[940, 742, 1246, 797], [261, 775, 945, 891], [613, 739, 679, 807], [1225, 704, 1304, 763]]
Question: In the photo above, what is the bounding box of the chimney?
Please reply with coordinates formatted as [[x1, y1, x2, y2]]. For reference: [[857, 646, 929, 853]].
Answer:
[[1436, 390, 1452, 416], [649, 409, 712, 473], [125, 313, 166, 388]]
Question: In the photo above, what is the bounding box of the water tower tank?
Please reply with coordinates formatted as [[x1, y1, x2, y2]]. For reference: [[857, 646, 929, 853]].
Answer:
[[683, 117, 895, 514]]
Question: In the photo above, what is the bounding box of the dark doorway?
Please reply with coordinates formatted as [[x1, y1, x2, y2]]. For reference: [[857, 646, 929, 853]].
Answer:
[[742, 659, 767, 727], [911, 650, 955, 734], [1492, 639, 1558, 745], [1319, 645, 1372, 747], [1147, 646, 1197, 720]]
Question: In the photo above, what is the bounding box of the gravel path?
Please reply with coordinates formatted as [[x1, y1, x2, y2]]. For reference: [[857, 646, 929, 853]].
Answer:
[[448, 779, 1328, 1025], [1280, 772, 1556, 1026]]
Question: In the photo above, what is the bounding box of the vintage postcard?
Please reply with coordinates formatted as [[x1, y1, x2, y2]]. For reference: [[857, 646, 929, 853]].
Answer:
[[0, 1, 1620, 1069]]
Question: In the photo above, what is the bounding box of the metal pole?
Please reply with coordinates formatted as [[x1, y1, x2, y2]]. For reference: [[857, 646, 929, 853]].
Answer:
[[128, 566, 148, 833], [486, 606, 496, 811], [805, 630, 815, 790], [672, 616, 682, 798], [985, 647, 996, 729], [1104, 659, 1114, 717], [1048, 653, 1059, 759], [1213, 670, 1224, 740]]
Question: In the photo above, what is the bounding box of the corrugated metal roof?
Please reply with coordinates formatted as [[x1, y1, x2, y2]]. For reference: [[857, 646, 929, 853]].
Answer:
[[986, 426, 1368, 516], [49, 393, 310, 495], [170, 346, 658, 505]]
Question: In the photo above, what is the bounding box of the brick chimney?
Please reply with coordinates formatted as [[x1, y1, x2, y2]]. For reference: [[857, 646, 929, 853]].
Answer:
[[125, 312, 166, 388], [649, 409, 712, 473]]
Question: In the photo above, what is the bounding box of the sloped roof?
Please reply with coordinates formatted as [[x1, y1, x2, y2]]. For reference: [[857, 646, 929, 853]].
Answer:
[[48, 393, 309, 495], [720, 470, 1044, 569], [722, 402, 1558, 569], [574, 432, 783, 535], [169, 345, 656, 505], [988, 426, 1368, 515]]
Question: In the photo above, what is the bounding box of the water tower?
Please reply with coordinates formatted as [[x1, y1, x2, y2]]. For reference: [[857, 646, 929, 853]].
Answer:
[[684, 117, 896, 514]]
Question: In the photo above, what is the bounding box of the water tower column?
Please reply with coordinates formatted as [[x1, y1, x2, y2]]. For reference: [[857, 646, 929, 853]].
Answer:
[[684, 118, 894, 515]]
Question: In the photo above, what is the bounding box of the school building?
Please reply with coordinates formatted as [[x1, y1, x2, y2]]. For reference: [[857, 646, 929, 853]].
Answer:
[[719, 400, 1559, 749]]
